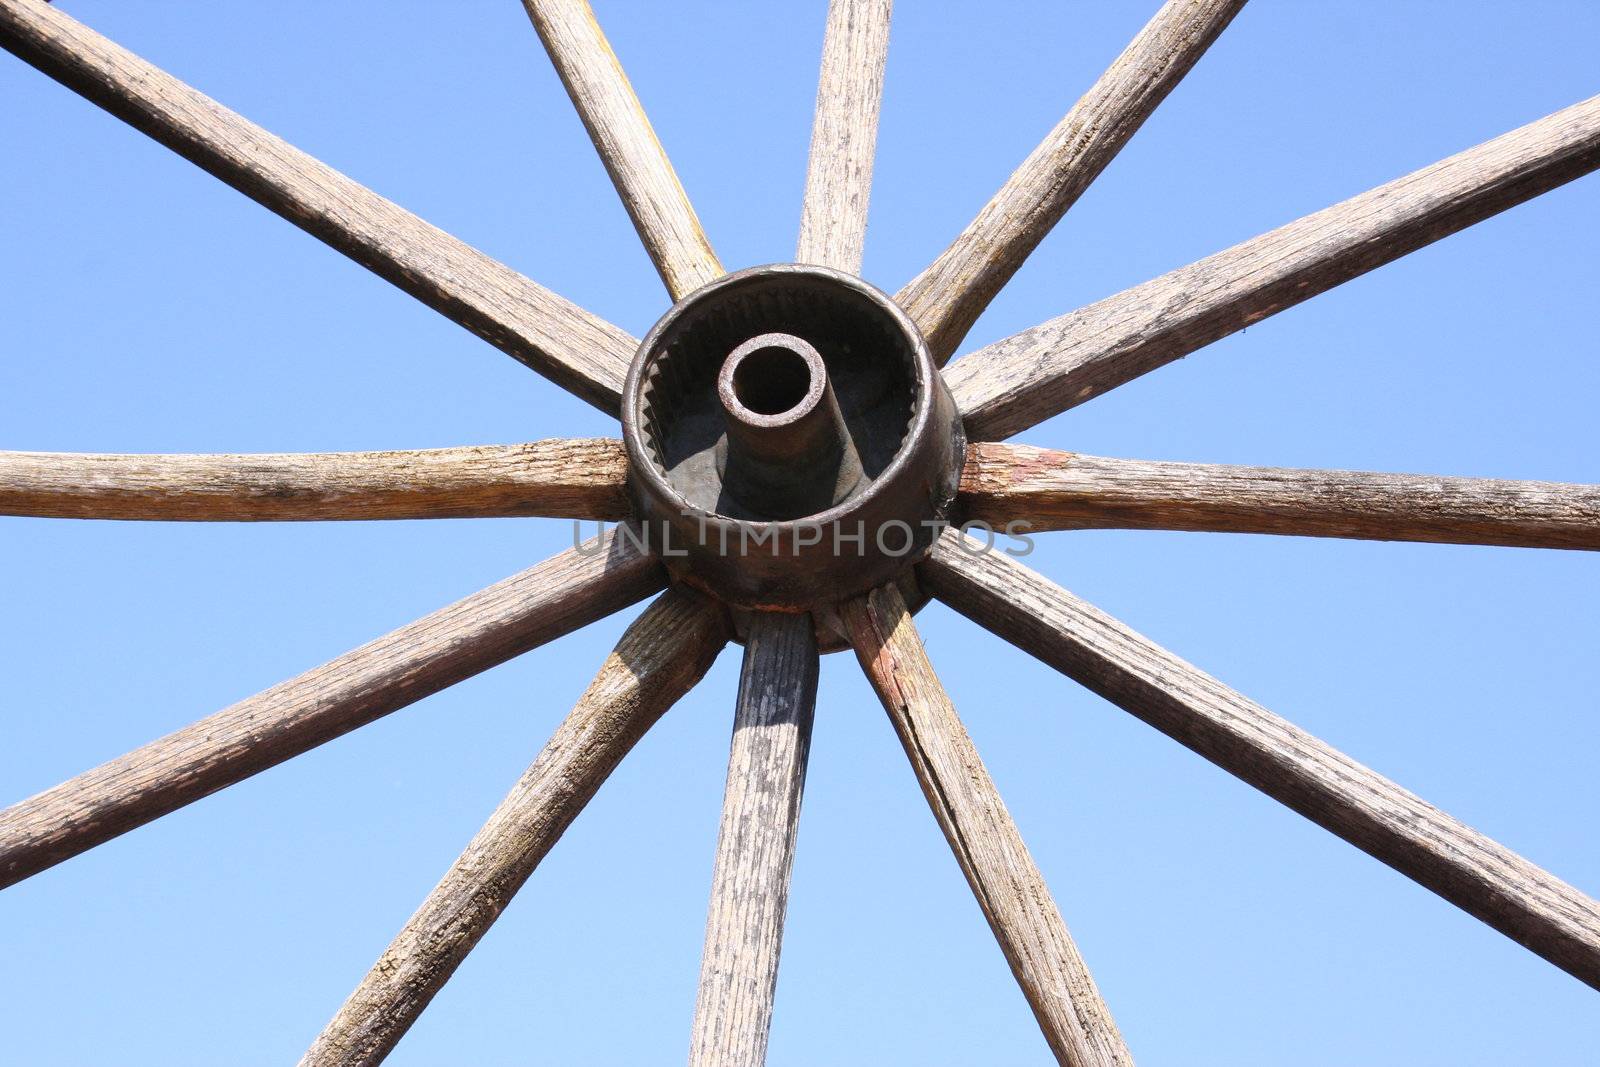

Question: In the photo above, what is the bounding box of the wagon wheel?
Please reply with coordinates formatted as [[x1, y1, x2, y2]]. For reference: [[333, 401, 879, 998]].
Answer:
[[2, 0, 1597, 1063]]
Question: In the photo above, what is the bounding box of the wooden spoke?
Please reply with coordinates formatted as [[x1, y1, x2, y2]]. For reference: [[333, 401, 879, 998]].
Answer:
[[842, 584, 1130, 1067], [896, 0, 1244, 362], [0, 529, 663, 887], [921, 531, 1600, 988], [946, 94, 1600, 440], [0, 0, 632, 414], [958, 442, 1600, 550], [795, 0, 893, 274], [302, 588, 728, 1066], [689, 613, 819, 1067], [524, 0, 723, 300], [0, 439, 630, 522]]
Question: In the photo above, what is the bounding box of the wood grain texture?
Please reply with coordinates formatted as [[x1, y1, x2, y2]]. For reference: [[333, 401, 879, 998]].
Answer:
[[795, 0, 892, 274], [301, 588, 728, 1067], [524, 0, 723, 300], [921, 531, 1600, 989], [0, 439, 631, 522], [0, 0, 633, 413], [842, 584, 1130, 1067], [0, 530, 664, 887], [896, 0, 1244, 363], [958, 442, 1600, 549], [947, 93, 1600, 440], [689, 613, 819, 1067]]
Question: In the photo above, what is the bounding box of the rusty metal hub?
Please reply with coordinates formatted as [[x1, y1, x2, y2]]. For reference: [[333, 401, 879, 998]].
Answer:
[[622, 263, 965, 614]]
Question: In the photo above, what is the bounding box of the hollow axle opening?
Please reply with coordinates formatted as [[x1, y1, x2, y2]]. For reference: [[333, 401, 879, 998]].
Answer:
[[716, 332, 862, 520], [730, 344, 814, 417]]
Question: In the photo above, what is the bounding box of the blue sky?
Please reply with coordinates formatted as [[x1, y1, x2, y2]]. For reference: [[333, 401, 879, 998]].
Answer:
[[2, 2, 1598, 1063]]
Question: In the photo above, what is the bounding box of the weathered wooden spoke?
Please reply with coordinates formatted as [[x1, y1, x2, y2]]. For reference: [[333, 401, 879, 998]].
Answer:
[[0, 0, 635, 413], [959, 442, 1600, 550], [689, 613, 819, 1067], [0, 530, 662, 887], [947, 93, 1600, 440], [795, 0, 893, 274], [524, 0, 723, 300], [896, 0, 1245, 363], [921, 531, 1600, 988], [0, 439, 630, 522], [843, 583, 1130, 1066], [302, 588, 728, 1066]]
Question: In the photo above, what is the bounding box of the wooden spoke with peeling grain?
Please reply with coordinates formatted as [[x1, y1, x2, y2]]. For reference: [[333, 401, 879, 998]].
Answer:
[[689, 612, 819, 1067], [958, 442, 1600, 550], [921, 531, 1600, 989], [0, 440, 630, 522], [0, 531, 661, 887], [302, 589, 728, 1066], [946, 94, 1600, 440], [843, 583, 1131, 1066], [796, 0, 893, 274], [897, 0, 1245, 363], [0, 0, 635, 412], [523, 0, 723, 299]]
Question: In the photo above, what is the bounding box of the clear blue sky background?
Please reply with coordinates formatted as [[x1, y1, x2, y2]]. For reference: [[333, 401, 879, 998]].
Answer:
[[3, 2, 1598, 1063]]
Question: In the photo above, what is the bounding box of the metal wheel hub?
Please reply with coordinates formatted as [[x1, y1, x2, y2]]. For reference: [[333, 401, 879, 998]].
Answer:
[[622, 263, 965, 612]]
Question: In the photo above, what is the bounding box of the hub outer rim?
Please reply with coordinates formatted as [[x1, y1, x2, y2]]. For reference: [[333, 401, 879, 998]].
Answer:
[[621, 263, 966, 615]]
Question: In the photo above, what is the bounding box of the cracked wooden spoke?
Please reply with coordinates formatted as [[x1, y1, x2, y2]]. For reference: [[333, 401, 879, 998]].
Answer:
[[921, 531, 1600, 988], [795, 0, 893, 274], [0, 439, 631, 522], [0, 0, 632, 413], [896, 0, 1244, 363], [843, 583, 1130, 1067], [0, 530, 663, 887], [302, 588, 728, 1067], [958, 442, 1600, 550], [524, 0, 723, 300], [947, 93, 1600, 440], [690, 612, 819, 1067]]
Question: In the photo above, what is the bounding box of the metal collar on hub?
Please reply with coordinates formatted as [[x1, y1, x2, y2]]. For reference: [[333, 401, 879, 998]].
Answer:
[[622, 263, 966, 613]]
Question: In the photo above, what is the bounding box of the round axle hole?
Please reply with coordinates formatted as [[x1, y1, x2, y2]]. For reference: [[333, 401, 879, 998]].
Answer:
[[731, 345, 814, 416]]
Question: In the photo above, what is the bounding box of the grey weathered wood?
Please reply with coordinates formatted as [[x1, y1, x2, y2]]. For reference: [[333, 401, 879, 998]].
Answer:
[[947, 93, 1600, 440], [689, 612, 819, 1067], [301, 588, 728, 1067], [842, 584, 1130, 1067], [896, 0, 1244, 363], [524, 0, 723, 300], [795, 0, 892, 274], [0, 439, 631, 522], [958, 442, 1600, 550], [0, 530, 663, 887], [0, 0, 635, 413], [921, 530, 1600, 989]]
